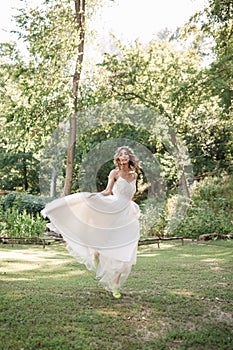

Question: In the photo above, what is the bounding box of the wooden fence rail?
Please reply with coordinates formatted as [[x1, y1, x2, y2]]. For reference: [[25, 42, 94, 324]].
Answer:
[[1, 236, 184, 249]]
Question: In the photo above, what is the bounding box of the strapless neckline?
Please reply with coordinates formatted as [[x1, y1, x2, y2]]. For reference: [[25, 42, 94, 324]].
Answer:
[[118, 176, 136, 184]]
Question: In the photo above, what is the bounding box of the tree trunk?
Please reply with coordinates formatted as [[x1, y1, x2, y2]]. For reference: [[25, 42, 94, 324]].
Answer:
[[22, 149, 29, 191], [50, 167, 57, 197], [63, 0, 85, 196], [170, 128, 190, 199]]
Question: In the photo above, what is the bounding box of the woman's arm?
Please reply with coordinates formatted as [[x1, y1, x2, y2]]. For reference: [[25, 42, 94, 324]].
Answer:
[[100, 169, 117, 196]]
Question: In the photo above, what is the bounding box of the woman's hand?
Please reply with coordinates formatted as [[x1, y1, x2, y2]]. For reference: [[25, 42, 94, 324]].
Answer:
[[88, 193, 98, 198], [88, 193, 104, 198]]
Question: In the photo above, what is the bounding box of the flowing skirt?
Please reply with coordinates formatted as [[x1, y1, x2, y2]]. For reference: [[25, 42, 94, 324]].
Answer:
[[41, 192, 140, 292]]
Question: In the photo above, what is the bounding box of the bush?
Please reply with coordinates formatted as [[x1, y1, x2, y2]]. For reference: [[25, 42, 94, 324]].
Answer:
[[0, 192, 52, 216], [139, 195, 167, 237], [172, 176, 233, 239], [0, 192, 51, 237], [172, 204, 232, 239], [0, 207, 46, 237]]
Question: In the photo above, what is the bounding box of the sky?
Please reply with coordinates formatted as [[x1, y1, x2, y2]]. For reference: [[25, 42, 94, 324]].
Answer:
[[0, 0, 207, 44], [95, 0, 206, 43]]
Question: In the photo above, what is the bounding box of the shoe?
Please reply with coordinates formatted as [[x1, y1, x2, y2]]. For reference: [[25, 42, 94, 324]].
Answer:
[[112, 288, 121, 299]]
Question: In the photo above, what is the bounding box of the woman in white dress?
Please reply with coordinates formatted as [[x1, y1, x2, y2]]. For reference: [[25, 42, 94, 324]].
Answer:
[[41, 146, 140, 298]]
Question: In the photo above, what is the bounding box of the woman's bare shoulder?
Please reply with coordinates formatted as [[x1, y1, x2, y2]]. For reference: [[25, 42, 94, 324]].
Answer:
[[108, 168, 119, 179]]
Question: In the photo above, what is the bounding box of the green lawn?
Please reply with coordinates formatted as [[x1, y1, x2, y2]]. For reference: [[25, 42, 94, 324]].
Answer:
[[0, 240, 232, 350]]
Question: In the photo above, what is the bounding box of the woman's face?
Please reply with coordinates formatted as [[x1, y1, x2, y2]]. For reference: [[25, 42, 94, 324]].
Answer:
[[118, 149, 130, 166]]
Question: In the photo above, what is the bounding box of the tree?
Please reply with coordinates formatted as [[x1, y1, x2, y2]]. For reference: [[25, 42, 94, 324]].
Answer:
[[82, 35, 232, 175], [0, 0, 101, 193], [178, 0, 233, 174], [181, 0, 233, 111], [63, 0, 85, 196]]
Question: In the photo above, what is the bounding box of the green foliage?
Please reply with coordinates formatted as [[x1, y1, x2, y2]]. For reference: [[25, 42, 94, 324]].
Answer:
[[96, 40, 202, 119], [84, 36, 232, 177], [209, 0, 233, 22], [0, 192, 49, 238], [174, 205, 232, 238], [181, 0, 233, 111], [0, 148, 40, 193], [172, 176, 233, 238], [139, 198, 166, 238], [0, 0, 232, 210], [0, 0, 90, 193], [0, 192, 51, 216], [0, 207, 46, 237]]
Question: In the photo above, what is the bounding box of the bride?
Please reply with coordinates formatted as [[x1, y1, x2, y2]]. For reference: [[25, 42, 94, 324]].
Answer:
[[41, 146, 141, 299]]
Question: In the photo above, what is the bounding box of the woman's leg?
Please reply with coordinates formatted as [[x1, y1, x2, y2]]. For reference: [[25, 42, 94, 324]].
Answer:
[[111, 272, 121, 298], [93, 251, 99, 268]]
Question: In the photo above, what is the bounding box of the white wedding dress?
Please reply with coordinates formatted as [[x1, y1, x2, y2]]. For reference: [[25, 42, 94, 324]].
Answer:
[[41, 176, 140, 292]]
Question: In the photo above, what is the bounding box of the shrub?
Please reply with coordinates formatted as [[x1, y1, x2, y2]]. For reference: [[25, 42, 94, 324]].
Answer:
[[0, 207, 46, 237], [171, 176, 233, 239], [0, 192, 51, 237], [0, 192, 52, 216], [172, 203, 232, 239]]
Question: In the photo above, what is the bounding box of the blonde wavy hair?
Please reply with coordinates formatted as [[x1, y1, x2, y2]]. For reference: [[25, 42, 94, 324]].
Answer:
[[113, 146, 140, 173]]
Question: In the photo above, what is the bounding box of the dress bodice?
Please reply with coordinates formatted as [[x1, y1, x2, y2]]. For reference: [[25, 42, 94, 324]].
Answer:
[[112, 176, 136, 199]]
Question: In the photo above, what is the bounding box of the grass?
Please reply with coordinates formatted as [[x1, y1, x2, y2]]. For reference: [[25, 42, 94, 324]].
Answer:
[[0, 240, 232, 350]]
